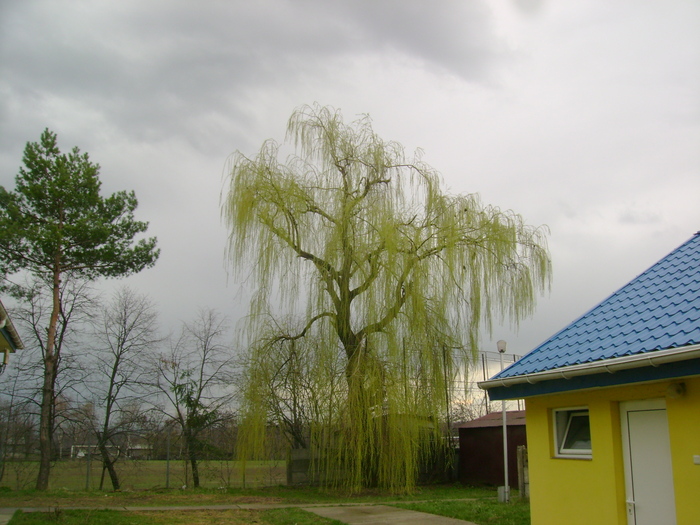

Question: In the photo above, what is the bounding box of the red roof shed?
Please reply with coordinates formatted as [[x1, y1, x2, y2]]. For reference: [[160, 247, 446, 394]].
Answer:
[[457, 410, 526, 488]]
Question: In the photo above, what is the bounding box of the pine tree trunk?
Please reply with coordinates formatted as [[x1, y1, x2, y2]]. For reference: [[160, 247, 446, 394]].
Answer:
[[35, 354, 56, 490], [36, 263, 62, 491]]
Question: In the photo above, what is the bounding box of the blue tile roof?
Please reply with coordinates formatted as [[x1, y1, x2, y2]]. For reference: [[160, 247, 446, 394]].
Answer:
[[493, 233, 700, 379]]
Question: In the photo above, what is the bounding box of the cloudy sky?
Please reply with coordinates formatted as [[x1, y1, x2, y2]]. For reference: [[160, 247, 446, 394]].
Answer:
[[1, 0, 699, 358]]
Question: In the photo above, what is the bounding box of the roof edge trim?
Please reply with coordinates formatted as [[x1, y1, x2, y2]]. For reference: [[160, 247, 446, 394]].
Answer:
[[478, 344, 700, 391], [0, 300, 24, 351]]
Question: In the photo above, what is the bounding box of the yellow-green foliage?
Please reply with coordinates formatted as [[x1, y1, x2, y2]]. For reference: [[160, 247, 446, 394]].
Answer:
[[222, 104, 551, 493]]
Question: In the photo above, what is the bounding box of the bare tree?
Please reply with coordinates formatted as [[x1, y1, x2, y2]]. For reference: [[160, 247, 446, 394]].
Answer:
[[0, 349, 39, 484], [6, 277, 94, 470], [147, 309, 235, 488], [84, 287, 160, 490], [0, 130, 159, 489], [241, 333, 345, 452]]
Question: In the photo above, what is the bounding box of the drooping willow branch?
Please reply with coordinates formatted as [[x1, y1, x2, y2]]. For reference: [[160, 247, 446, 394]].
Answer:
[[223, 103, 551, 492]]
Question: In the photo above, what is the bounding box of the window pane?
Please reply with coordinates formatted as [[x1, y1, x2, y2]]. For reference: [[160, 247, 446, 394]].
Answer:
[[563, 413, 591, 450]]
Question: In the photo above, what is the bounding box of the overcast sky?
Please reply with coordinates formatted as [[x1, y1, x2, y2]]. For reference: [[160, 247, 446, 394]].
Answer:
[[1, 0, 698, 359]]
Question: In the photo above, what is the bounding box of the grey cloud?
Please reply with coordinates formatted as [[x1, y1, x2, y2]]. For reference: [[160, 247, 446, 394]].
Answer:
[[1, 0, 505, 155], [312, 0, 504, 79], [510, 0, 546, 15], [0, 0, 697, 355], [618, 209, 661, 226]]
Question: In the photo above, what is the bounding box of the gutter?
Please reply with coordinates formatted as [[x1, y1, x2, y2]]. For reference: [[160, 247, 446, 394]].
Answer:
[[0, 300, 24, 351], [478, 343, 700, 391]]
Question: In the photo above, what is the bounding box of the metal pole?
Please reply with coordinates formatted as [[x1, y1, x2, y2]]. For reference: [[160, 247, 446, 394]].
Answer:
[[482, 353, 489, 414], [497, 340, 510, 503], [85, 444, 91, 491]]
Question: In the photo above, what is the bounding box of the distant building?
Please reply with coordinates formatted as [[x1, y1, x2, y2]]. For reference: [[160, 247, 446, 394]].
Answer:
[[71, 442, 153, 460]]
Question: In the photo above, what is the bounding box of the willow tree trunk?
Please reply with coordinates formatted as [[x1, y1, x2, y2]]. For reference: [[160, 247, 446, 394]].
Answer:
[[36, 355, 57, 490], [344, 345, 381, 489]]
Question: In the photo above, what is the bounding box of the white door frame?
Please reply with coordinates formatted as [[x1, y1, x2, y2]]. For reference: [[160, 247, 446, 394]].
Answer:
[[620, 398, 676, 525]]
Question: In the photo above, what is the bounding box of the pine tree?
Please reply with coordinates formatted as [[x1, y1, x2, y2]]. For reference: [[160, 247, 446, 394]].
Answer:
[[0, 129, 160, 490]]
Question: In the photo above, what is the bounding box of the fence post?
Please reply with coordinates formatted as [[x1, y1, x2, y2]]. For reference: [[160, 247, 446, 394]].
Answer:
[[85, 446, 91, 491], [166, 430, 171, 489], [517, 445, 529, 499]]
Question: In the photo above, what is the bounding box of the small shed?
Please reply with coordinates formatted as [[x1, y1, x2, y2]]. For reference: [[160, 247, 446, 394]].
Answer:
[[457, 410, 526, 487]]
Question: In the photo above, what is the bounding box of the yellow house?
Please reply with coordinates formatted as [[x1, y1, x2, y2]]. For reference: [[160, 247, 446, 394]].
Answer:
[[480, 233, 700, 525], [0, 298, 24, 373]]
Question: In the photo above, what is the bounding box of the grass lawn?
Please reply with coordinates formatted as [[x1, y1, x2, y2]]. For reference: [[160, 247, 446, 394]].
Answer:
[[0, 483, 497, 508], [8, 508, 344, 525], [0, 484, 529, 525], [0, 460, 286, 491], [395, 499, 530, 525]]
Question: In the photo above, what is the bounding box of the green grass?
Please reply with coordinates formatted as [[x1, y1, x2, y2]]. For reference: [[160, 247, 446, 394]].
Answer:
[[9, 509, 145, 525], [6, 500, 528, 525], [8, 508, 343, 525], [394, 499, 531, 525], [263, 508, 344, 525], [0, 460, 286, 491], [0, 483, 497, 508], [1, 484, 528, 525]]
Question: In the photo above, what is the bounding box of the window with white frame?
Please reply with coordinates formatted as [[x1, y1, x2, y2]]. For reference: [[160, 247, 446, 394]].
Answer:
[[553, 407, 592, 459]]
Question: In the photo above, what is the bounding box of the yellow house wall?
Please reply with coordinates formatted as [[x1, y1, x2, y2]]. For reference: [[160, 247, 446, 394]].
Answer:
[[667, 376, 700, 525], [525, 376, 700, 525]]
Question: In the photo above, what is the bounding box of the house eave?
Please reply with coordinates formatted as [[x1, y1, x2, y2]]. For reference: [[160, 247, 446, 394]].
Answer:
[[0, 300, 24, 352], [478, 343, 700, 391]]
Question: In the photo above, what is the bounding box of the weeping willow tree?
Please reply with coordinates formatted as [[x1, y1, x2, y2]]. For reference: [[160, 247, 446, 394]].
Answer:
[[223, 104, 551, 492]]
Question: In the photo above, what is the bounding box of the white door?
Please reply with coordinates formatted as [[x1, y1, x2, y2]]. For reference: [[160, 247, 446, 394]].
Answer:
[[620, 399, 676, 525]]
